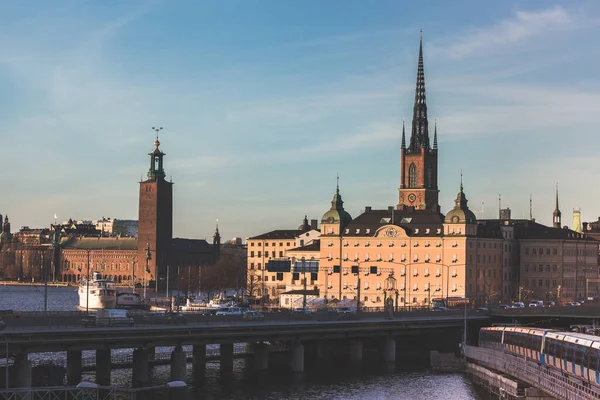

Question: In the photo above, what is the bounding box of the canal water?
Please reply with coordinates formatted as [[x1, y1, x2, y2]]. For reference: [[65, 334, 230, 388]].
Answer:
[[0, 285, 491, 399]]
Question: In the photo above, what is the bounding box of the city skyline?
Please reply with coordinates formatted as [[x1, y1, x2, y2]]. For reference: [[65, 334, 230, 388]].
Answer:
[[1, 1, 599, 240]]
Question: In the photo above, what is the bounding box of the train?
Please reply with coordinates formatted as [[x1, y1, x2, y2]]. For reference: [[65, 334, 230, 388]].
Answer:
[[479, 326, 600, 385]]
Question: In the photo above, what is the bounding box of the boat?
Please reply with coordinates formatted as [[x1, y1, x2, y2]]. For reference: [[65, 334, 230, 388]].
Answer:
[[116, 291, 143, 309], [78, 272, 117, 310]]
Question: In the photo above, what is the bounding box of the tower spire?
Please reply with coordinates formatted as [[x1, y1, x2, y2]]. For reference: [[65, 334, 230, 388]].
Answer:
[[553, 182, 562, 228], [408, 30, 430, 153], [401, 120, 406, 149], [433, 119, 438, 149]]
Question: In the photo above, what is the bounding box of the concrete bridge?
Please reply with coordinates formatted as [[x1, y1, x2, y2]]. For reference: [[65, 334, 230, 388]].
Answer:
[[0, 310, 487, 388]]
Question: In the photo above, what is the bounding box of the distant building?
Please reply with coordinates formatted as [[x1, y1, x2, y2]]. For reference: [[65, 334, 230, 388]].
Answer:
[[94, 218, 138, 237]]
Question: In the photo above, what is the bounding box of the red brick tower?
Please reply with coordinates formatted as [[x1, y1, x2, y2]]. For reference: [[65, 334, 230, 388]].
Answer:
[[138, 132, 173, 288], [398, 31, 439, 213]]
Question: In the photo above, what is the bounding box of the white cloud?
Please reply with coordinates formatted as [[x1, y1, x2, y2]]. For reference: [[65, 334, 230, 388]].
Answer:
[[431, 6, 576, 59]]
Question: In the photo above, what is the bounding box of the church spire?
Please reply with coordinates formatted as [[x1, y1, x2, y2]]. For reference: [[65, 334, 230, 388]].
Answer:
[[401, 120, 406, 149], [433, 119, 438, 150], [408, 30, 430, 153], [553, 183, 562, 228]]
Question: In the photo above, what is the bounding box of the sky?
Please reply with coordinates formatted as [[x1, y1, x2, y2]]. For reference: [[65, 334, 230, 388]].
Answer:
[[1, 1, 600, 241]]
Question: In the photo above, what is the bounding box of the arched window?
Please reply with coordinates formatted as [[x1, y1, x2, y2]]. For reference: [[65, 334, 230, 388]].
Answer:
[[426, 164, 433, 188], [408, 163, 417, 188]]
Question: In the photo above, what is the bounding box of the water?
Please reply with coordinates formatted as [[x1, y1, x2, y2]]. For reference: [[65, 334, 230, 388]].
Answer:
[[0, 285, 489, 399]]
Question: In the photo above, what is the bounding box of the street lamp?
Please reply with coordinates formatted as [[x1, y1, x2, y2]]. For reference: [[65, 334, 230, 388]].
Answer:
[[144, 244, 151, 302]]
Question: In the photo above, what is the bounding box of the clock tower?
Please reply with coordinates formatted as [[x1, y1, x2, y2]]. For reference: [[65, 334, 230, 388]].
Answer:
[[398, 32, 439, 213]]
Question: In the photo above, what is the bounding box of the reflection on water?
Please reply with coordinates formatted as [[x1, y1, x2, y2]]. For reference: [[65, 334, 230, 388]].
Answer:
[[1, 285, 487, 399]]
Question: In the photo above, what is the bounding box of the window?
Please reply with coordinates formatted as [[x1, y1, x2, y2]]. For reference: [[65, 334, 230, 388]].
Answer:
[[553, 249, 558, 255], [408, 163, 417, 188], [279, 251, 283, 257], [546, 249, 550, 255], [538, 280, 543, 287]]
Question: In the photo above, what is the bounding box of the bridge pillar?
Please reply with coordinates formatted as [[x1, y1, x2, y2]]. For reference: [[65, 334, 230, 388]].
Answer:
[[147, 346, 156, 361], [381, 336, 396, 364], [193, 344, 206, 372], [254, 342, 269, 371], [349, 339, 363, 363], [95, 349, 111, 386], [132, 347, 149, 388], [316, 340, 332, 366], [290, 341, 304, 373], [13, 353, 31, 388], [66, 350, 82, 385], [170, 345, 187, 382], [220, 343, 234, 373]]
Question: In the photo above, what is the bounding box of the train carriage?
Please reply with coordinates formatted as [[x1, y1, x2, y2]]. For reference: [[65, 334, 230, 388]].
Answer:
[[479, 327, 600, 386]]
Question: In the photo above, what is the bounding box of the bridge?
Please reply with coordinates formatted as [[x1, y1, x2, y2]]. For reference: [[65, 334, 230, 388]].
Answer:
[[0, 310, 488, 389], [465, 345, 600, 400]]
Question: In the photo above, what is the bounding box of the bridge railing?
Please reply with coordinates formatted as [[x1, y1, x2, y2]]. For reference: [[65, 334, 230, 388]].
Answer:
[[465, 345, 600, 400]]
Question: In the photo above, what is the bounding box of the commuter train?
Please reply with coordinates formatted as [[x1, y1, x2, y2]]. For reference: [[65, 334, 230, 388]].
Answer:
[[479, 326, 600, 385]]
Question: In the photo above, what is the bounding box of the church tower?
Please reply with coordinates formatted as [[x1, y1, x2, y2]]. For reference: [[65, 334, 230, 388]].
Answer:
[[552, 183, 561, 229], [398, 32, 439, 213], [138, 132, 173, 288], [213, 222, 221, 262]]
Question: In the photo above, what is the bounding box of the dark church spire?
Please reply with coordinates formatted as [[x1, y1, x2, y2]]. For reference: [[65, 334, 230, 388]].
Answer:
[[408, 30, 430, 153], [433, 119, 438, 150], [553, 183, 561, 228], [401, 120, 406, 149]]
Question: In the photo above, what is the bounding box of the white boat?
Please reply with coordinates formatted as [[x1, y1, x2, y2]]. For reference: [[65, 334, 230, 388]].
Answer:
[[78, 272, 116, 310], [116, 292, 143, 309]]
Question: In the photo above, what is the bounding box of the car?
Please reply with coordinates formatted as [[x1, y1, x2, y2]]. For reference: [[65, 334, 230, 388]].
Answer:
[[215, 307, 243, 316], [545, 301, 555, 307], [0, 309, 19, 319], [242, 311, 264, 321], [95, 309, 135, 327], [476, 307, 489, 312], [337, 306, 357, 318], [293, 307, 312, 315], [431, 306, 449, 311], [511, 302, 525, 308]]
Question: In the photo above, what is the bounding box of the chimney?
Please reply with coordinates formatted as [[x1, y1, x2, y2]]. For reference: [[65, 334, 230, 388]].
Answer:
[[365, 206, 372, 212], [583, 222, 589, 231], [310, 219, 318, 230]]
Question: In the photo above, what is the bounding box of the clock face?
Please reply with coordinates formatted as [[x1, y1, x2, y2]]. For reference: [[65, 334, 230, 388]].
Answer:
[[408, 193, 417, 203]]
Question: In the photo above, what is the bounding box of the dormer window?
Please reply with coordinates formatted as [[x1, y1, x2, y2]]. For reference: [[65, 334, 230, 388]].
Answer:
[[366, 229, 371, 234], [425, 228, 430, 234], [355, 229, 360, 234], [415, 229, 419, 234], [436, 229, 442, 235], [345, 229, 350, 234]]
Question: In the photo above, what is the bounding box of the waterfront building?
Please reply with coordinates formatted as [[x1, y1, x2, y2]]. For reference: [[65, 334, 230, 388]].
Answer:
[[0, 136, 221, 291]]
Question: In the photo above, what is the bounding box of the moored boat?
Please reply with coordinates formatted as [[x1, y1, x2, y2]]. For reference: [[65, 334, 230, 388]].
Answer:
[[78, 272, 116, 310]]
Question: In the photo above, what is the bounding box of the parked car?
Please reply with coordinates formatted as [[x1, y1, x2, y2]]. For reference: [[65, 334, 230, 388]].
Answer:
[[293, 307, 312, 315], [528, 300, 544, 308], [431, 306, 450, 311], [95, 309, 134, 326], [215, 307, 243, 316], [147, 312, 187, 324], [476, 307, 489, 313], [337, 306, 357, 318], [545, 301, 556, 307], [511, 302, 525, 308], [242, 311, 264, 321]]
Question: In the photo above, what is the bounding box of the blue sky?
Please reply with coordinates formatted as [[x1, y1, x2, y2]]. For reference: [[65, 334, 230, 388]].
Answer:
[[1, 1, 599, 240]]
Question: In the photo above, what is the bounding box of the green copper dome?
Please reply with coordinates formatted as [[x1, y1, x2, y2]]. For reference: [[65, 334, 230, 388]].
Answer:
[[444, 183, 476, 224], [321, 185, 352, 226]]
